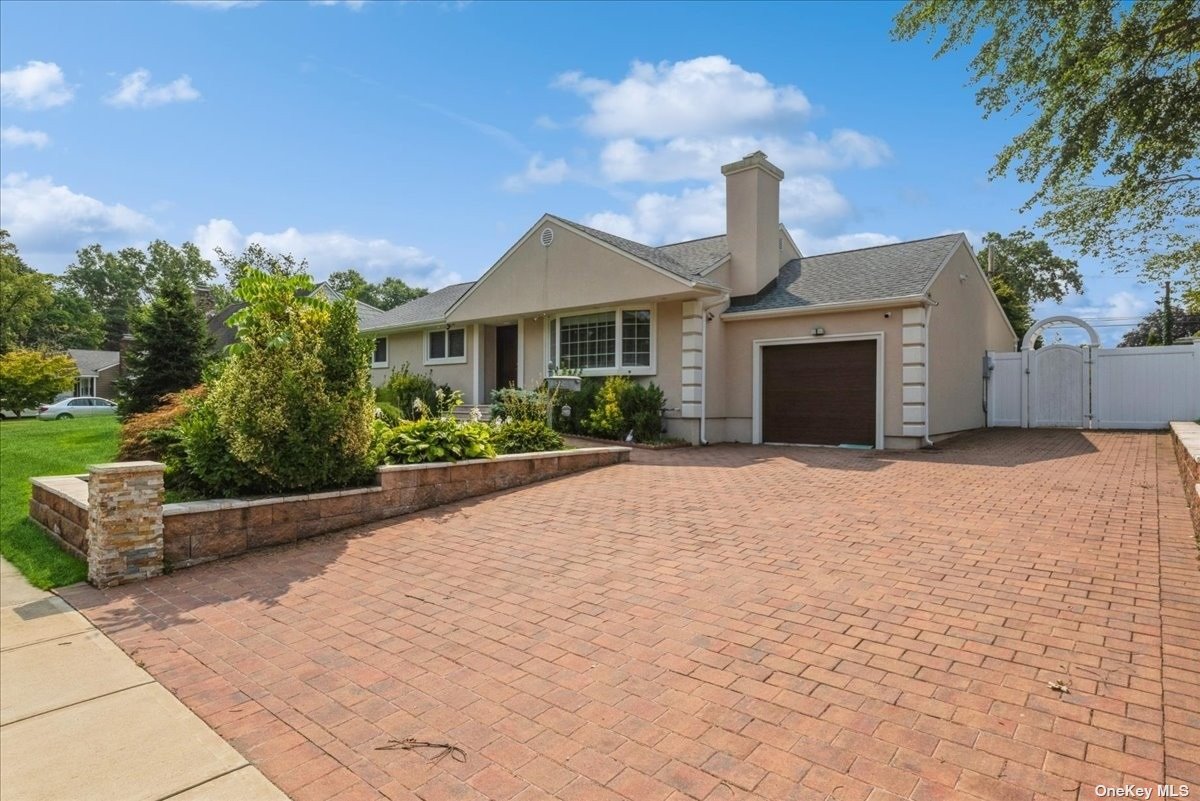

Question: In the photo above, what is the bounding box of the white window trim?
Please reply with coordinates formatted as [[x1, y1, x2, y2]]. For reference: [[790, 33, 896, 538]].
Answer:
[[424, 326, 468, 366], [751, 332, 885, 450], [552, 304, 657, 377], [371, 336, 389, 368]]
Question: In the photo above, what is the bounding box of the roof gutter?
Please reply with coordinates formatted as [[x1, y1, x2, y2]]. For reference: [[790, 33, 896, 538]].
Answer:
[[720, 294, 928, 321]]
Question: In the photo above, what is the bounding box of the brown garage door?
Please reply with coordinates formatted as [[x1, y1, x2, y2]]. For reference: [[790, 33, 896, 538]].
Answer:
[[762, 340, 876, 446]]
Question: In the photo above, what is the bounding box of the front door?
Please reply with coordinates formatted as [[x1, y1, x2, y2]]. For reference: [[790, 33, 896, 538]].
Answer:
[[496, 325, 519, 389]]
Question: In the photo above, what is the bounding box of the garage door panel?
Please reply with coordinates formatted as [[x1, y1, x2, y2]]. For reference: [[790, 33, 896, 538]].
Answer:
[[762, 340, 876, 446]]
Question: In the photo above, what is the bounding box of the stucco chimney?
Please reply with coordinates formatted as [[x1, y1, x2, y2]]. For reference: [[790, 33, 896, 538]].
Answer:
[[722, 151, 784, 297]]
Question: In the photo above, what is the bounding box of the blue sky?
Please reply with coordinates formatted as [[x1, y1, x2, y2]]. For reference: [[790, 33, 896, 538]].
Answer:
[[0, 0, 1160, 344]]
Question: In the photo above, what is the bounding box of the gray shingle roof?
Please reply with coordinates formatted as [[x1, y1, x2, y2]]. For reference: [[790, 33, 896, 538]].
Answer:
[[67, 349, 120, 375], [360, 282, 474, 332], [657, 234, 730, 274], [726, 234, 964, 314]]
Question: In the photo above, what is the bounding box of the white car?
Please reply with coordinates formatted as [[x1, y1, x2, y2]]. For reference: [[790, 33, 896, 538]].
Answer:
[[37, 397, 118, 420]]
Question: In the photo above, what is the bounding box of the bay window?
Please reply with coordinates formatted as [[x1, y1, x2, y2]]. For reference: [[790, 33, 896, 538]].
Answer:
[[555, 306, 655, 374]]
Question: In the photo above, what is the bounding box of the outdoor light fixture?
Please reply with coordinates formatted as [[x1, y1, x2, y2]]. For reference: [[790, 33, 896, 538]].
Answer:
[[812, 326, 825, 336]]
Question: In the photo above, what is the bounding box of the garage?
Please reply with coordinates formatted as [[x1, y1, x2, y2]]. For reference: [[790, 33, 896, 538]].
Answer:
[[760, 339, 877, 446]]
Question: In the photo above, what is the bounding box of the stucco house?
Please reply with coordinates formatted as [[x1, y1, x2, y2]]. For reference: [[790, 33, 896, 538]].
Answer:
[[363, 151, 1016, 449]]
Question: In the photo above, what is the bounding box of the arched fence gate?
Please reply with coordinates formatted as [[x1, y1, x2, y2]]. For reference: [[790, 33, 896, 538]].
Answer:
[[986, 315, 1200, 429]]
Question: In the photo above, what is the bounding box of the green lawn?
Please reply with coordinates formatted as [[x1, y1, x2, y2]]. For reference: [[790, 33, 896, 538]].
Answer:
[[0, 416, 120, 588]]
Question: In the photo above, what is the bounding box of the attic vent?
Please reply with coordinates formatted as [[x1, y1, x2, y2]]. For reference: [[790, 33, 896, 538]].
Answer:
[[540, 227, 554, 247]]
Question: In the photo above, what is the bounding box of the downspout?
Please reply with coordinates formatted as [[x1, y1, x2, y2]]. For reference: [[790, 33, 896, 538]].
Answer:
[[923, 296, 937, 448], [700, 306, 708, 445]]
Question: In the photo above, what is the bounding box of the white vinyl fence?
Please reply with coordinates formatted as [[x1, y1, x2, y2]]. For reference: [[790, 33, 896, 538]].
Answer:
[[987, 316, 1200, 430]]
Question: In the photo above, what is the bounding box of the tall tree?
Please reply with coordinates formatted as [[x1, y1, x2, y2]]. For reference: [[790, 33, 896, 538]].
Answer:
[[25, 285, 105, 351], [893, 1, 1200, 286], [375, 276, 427, 309], [116, 270, 213, 416], [0, 231, 52, 353], [63, 244, 150, 350], [990, 275, 1035, 342], [1118, 310, 1200, 347], [978, 230, 1085, 305], [217, 243, 309, 290]]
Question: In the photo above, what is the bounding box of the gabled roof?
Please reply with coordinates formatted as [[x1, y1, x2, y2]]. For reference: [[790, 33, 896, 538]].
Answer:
[[360, 282, 474, 332], [549, 216, 729, 286], [726, 234, 964, 314], [67, 349, 120, 376]]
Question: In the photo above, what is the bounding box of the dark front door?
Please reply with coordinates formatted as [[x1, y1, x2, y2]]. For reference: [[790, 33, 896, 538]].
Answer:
[[761, 340, 876, 446], [496, 325, 519, 389]]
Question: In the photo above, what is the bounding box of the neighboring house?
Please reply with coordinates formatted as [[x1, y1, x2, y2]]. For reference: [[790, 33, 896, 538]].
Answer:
[[364, 151, 1015, 448], [65, 349, 121, 400], [207, 282, 386, 352]]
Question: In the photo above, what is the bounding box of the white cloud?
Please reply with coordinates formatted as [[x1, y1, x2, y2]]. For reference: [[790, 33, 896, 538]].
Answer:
[[502, 154, 569, 192], [309, 0, 366, 8], [0, 126, 50, 149], [0, 173, 153, 249], [581, 177, 873, 249], [599, 131, 890, 183], [193, 218, 462, 289], [0, 61, 73, 109], [1034, 289, 1155, 347], [106, 69, 200, 108], [556, 56, 810, 139], [792, 231, 900, 255]]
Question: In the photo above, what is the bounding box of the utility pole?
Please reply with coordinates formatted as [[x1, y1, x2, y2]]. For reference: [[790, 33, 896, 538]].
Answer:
[[1162, 281, 1174, 346]]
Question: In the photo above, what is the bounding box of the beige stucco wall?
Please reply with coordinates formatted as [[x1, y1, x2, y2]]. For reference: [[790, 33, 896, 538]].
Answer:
[[522, 317, 545, 388], [716, 307, 908, 443], [926, 246, 1018, 436], [449, 221, 704, 323], [725, 166, 781, 297], [374, 326, 478, 400]]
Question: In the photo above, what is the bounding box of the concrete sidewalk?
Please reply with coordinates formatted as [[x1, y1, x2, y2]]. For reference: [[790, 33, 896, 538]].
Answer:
[[0, 558, 289, 801]]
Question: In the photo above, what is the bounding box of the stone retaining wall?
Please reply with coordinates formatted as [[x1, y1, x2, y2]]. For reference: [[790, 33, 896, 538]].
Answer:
[[1170, 421, 1200, 537], [29, 475, 89, 558], [31, 447, 629, 584]]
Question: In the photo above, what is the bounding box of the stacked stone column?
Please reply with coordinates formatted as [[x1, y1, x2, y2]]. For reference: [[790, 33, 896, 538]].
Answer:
[[86, 461, 165, 588]]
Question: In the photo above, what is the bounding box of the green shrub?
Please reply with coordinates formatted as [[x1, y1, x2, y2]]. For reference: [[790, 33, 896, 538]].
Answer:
[[551, 376, 602, 434], [492, 419, 564, 454], [377, 364, 441, 420], [383, 417, 495, 464], [199, 269, 376, 494], [491, 387, 547, 423], [621, 381, 666, 443], [583, 376, 632, 439], [173, 396, 262, 497], [375, 402, 404, 426]]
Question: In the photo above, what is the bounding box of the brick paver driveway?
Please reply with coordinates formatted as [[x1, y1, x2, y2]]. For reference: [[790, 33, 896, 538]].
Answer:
[[62, 430, 1199, 801]]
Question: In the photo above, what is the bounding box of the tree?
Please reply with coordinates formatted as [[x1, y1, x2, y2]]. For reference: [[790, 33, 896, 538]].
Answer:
[[0, 349, 75, 417], [63, 240, 217, 349], [24, 285, 105, 351], [990, 275, 1035, 342], [116, 270, 213, 417], [196, 268, 375, 493], [375, 276, 427, 309], [894, 1, 1200, 284], [216, 243, 309, 290], [326, 269, 373, 302], [0, 231, 52, 354], [978, 230, 1084, 304], [326, 269, 427, 310], [1118, 310, 1200, 347]]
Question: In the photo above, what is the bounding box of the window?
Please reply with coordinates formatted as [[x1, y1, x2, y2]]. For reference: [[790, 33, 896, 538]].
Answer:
[[73, 377, 95, 397], [555, 307, 655, 374], [621, 310, 651, 367], [68, 399, 89, 407], [372, 337, 388, 367], [426, 327, 467, 364]]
